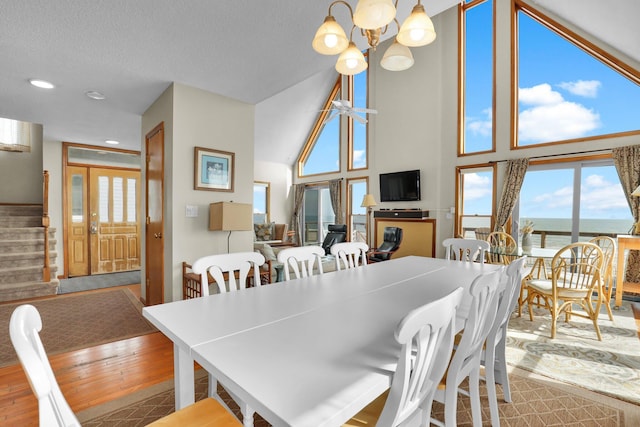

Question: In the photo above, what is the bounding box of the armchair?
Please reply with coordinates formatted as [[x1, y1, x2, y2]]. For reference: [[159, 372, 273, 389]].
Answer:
[[321, 224, 347, 255], [368, 227, 403, 263]]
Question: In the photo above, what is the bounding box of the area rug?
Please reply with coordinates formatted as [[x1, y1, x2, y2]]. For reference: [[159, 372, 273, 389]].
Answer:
[[0, 288, 156, 368], [77, 367, 640, 426], [506, 302, 640, 405]]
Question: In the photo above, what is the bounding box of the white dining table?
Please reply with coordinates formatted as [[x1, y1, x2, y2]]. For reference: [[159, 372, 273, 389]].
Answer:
[[143, 256, 502, 427]]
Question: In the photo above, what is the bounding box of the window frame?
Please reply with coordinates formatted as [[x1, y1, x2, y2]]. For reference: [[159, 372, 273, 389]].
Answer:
[[346, 176, 369, 243], [347, 53, 370, 171], [253, 181, 270, 224]]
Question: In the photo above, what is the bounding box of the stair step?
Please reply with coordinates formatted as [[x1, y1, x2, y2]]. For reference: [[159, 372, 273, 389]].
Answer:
[[0, 205, 43, 216], [0, 251, 58, 268], [0, 239, 57, 253], [0, 216, 42, 227], [0, 265, 59, 284], [0, 227, 56, 239], [0, 279, 59, 302]]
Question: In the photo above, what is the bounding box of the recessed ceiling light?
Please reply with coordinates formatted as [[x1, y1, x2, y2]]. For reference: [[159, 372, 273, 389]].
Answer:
[[29, 79, 55, 89], [105, 140, 120, 145], [86, 90, 106, 100]]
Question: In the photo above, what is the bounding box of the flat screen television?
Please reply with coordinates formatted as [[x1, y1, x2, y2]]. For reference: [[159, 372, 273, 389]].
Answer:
[[379, 169, 421, 202]]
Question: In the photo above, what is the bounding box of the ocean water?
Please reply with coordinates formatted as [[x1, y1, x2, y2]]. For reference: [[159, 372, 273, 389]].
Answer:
[[464, 217, 634, 249]]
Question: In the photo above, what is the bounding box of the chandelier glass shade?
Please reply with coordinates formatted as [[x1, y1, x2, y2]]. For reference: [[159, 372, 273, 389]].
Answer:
[[312, 0, 436, 75]]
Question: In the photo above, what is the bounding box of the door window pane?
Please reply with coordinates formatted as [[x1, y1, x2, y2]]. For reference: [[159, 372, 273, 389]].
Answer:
[[113, 177, 123, 222], [127, 178, 136, 222], [71, 174, 84, 223], [98, 176, 109, 222]]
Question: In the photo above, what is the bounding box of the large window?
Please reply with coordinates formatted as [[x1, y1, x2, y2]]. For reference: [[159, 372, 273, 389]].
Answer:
[[512, 158, 633, 249], [253, 181, 269, 224], [460, 0, 494, 155], [298, 54, 370, 176], [514, 2, 640, 148], [303, 185, 335, 245], [456, 164, 496, 237], [347, 178, 368, 243]]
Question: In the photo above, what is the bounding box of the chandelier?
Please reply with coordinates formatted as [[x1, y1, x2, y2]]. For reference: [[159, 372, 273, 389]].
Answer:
[[312, 0, 436, 75]]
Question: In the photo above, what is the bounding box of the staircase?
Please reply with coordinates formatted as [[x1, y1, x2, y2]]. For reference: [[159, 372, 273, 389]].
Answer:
[[0, 204, 59, 302]]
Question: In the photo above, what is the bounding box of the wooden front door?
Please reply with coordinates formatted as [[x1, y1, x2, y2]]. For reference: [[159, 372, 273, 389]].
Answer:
[[89, 168, 141, 274], [145, 123, 165, 305]]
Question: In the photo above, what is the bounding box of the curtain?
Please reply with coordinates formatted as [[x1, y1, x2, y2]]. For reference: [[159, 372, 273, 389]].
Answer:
[[613, 145, 640, 283], [329, 179, 343, 225], [495, 158, 529, 232], [290, 183, 305, 246]]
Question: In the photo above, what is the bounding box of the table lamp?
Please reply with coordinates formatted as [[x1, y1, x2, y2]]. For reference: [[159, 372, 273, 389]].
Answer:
[[361, 194, 377, 248], [209, 202, 253, 252]]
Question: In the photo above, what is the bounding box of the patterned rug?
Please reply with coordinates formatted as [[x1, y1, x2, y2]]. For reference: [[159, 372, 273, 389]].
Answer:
[[506, 301, 640, 405], [77, 367, 640, 426], [0, 288, 157, 367]]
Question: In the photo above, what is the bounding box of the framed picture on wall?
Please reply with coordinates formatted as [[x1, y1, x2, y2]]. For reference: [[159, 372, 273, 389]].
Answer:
[[194, 146, 234, 192]]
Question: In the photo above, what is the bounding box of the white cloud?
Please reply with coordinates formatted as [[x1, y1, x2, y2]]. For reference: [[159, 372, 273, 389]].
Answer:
[[352, 149, 366, 166], [581, 174, 629, 213], [519, 83, 564, 105], [466, 108, 492, 137], [558, 80, 601, 98], [463, 173, 492, 200], [518, 83, 600, 142]]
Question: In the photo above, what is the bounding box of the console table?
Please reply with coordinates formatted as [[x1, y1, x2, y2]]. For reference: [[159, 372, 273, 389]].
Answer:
[[615, 235, 640, 308], [374, 217, 436, 258]]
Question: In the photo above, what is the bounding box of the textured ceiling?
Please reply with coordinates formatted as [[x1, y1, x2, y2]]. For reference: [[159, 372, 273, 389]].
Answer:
[[0, 0, 638, 163]]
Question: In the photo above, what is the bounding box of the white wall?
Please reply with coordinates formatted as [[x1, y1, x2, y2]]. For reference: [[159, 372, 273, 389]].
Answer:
[[0, 124, 44, 203], [142, 83, 255, 302]]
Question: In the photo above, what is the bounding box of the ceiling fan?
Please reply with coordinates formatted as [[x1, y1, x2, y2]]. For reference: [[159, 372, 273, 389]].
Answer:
[[323, 100, 378, 124]]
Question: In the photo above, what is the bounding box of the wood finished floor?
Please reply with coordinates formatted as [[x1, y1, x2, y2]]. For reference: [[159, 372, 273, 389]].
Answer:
[[1, 285, 639, 426]]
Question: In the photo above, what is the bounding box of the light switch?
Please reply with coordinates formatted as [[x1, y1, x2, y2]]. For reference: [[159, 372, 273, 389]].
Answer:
[[185, 205, 199, 218]]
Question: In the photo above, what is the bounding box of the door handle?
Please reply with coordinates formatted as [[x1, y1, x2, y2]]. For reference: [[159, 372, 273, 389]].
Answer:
[[154, 232, 162, 239], [90, 222, 98, 234]]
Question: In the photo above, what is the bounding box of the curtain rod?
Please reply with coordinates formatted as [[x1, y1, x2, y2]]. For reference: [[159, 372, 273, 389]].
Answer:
[[489, 147, 611, 163]]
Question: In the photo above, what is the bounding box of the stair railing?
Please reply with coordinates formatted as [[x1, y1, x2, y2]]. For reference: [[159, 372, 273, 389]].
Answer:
[[42, 170, 51, 282]]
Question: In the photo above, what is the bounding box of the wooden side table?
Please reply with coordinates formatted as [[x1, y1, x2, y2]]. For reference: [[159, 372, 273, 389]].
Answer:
[[615, 235, 640, 308]]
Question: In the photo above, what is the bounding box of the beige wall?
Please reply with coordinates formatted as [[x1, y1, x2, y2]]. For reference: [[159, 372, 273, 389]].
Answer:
[[42, 139, 63, 278], [0, 123, 44, 203], [254, 160, 292, 225], [142, 83, 255, 302]]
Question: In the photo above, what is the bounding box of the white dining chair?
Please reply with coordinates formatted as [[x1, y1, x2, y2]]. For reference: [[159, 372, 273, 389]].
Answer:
[[276, 245, 325, 281], [430, 269, 503, 427], [191, 251, 267, 426], [330, 241, 369, 270], [343, 287, 464, 427], [191, 251, 266, 296], [10, 304, 81, 427], [443, 238, 489, 264], [482, 257, 527, 427]]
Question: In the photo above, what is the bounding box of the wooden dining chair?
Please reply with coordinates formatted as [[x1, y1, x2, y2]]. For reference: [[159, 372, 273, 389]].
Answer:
[[430, 269, 503, 427], [191, 252, 266, 296], [482, 257, 527, 426], [443, 238, 490, 264], [10, 304, 81, 427], [486, 231, 517, 264], [526, 242, 604, 340], [589, 236, 617, 321], [276, 245, 325, 281], [330, 241, 369, 270], [343, 287, 464, 427], [147, 397, 241, 426]]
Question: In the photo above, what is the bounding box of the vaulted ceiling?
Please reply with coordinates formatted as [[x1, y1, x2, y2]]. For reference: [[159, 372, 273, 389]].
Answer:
[[0, 1, 638, 164]]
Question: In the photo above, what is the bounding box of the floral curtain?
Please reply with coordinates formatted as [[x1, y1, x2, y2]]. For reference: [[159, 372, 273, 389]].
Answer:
[[495, 158, 529, 232], [613, 145, 640, 283], [329, 179, 343, 225], [290, 183, 305, 246]]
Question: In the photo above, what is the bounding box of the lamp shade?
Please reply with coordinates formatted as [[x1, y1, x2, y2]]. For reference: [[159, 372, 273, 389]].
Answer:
[[353, 0, 396, 30], [335, 42, 368, 75], [381, 39, 414, 71], [361, 194, 377, 208], [632, 185, 640, 197], [397, 3, 436, 47], [312, 15, 349, 55], [209, 202, 253, 231]]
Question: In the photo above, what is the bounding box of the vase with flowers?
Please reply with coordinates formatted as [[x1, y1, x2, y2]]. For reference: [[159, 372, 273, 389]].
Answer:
[[520, 220, 534, 253]]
